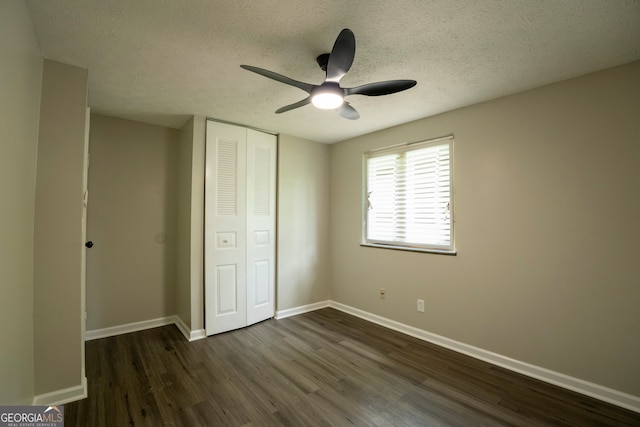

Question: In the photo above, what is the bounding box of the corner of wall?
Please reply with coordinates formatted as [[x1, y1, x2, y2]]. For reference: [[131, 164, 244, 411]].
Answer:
[[189, 116, 206, 331], [33, 59, 88, 397]]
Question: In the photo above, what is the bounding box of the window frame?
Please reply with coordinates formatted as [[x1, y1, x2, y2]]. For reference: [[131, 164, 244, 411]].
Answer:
[[361, 135, 456, 255]]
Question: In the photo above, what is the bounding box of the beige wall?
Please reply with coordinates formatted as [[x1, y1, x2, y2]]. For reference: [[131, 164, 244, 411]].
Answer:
[[330, 61, 640, 396], [278, 134, 331, 310], [33, 59, 88, 396], [0, 1, 42, 405], [86, 114, 178, 330]]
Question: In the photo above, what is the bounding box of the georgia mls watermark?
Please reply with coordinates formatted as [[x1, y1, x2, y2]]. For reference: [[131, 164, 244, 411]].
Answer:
[[0, 406, 63, 427]]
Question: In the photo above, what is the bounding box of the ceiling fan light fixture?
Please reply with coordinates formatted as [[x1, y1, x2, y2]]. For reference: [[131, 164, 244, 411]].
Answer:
[[311, 92, 343, 109], [311, 83, 344, 109]]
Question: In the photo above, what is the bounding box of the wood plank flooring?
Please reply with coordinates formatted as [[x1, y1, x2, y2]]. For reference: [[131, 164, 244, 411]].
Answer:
[[66, 308, 640, 426]]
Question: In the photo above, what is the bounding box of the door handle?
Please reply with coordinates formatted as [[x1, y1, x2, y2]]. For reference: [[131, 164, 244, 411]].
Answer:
[[85, 241, 94, 248]]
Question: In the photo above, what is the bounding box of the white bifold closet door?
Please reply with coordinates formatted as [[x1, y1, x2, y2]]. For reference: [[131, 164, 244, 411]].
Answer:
[[204, 121, 277, 336]]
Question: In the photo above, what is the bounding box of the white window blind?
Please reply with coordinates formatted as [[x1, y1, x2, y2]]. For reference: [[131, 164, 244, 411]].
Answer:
[[364, 136, 454, 253]]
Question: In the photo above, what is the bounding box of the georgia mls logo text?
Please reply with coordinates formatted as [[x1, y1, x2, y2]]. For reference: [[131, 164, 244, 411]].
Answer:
[[0, 406, 63, 427]]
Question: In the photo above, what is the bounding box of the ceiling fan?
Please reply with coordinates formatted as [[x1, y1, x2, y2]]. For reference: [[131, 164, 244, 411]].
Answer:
[[240, 29, 417, 120]]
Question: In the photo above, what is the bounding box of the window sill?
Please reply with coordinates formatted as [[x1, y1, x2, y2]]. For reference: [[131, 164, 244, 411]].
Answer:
[[360, 243, 457, 256]]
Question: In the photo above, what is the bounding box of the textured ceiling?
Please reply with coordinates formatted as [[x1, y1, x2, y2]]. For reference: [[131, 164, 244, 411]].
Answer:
[[26, 0, 640, 143]]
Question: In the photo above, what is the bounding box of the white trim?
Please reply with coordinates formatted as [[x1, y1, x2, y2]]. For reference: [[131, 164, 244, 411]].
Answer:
[[33, 377, 87, 406], [174, 315, 190, 340], [174, 315, 206, 342], [189, 328, 207, 341], [85, 316, 175, 341], [85, 316, 206, 343], [328, 301, 640, 414], [275, 300, 330, 319]]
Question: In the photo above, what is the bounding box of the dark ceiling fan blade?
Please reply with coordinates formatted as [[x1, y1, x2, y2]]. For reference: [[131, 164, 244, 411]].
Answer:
[[240, 65, 315, 93], [345, 79, 417, 96], [275, 97, 312, 114], [325, 29, 356, 83], [338, 102, 359, 120]]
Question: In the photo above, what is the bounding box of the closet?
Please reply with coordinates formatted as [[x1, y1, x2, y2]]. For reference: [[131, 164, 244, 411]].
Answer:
[[204, 120, 277, 335]]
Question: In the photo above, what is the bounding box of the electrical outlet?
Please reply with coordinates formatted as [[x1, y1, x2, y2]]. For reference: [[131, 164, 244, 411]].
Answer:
[[417, 299, 425, 313], [379, 288, 386, 299]]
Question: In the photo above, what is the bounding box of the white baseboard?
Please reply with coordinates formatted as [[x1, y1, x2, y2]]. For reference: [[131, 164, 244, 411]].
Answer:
[[189, 329, 206, 341], [275, 300, 330, 319], [174, 315, 190, 340], [86, 315, 206, 343], [33, 376, 87, 406], [174, 315, 206, 342], [85, 316, 175, 341], [328, 300, 640, 414]]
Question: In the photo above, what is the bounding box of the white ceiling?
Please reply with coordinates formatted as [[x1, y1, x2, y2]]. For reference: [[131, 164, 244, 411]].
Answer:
[[26, 0, 640, 144]]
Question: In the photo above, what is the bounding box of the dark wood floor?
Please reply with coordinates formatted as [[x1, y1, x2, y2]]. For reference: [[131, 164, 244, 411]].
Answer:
[[66, 308, 640, 426]]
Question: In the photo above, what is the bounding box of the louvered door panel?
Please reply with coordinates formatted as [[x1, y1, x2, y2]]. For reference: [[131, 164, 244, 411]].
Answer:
[[246, 129, 276, 326], [204, 122, 247, 335]]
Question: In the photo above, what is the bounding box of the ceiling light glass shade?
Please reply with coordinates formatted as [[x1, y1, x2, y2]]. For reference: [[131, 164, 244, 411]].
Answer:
[[311, 83, 344, 109], [311, 93, 343, 109]]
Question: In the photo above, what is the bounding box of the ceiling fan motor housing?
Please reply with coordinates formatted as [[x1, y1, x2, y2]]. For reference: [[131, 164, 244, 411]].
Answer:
[[316, 53, 330, 71]]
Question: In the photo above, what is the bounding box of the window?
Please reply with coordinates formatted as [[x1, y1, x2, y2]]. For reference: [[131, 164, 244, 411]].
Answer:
[[363, 136, 455, 254]]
